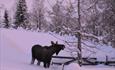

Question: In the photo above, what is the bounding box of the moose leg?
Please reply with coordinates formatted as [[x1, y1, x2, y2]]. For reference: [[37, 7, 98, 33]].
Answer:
[[43, 62, 47, 68], [47, 62, 50, 68], [31, 57, 35, 64], [47, 59, 51, 68], [37, 61, 40, 65]]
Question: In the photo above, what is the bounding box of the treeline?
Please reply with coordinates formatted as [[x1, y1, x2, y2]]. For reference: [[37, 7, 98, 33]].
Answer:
[[0, 0, 115, 47]]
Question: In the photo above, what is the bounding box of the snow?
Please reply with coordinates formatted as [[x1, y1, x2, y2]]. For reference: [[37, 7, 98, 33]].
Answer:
[[82, 65, 115, 70], [64, 63, 81, 70], [0, 28, 115, 70], [0, 28, 79, 70]]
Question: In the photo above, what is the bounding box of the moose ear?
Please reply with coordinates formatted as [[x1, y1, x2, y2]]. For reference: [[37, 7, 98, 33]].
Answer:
[[51, 41, 55, 45], [56, 41, 58, 44]]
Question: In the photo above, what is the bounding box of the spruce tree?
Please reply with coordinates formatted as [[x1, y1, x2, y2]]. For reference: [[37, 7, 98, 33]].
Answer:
[[4, 10, 9, 28], [14, 0, 28, 29]]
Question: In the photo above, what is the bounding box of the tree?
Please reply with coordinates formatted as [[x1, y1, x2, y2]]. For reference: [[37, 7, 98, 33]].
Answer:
[[105, 0, 115, 48], [14, 0, 28, 29], [61, 0, 79, 35], [0, 4, 5, 28], [4, 9, 9, 28], [49, 0, 65, 33], [79, 0, 115, 47], [32, 0, 46, 31], [77, 0, 82, 66], [0, 7, 2, 28]]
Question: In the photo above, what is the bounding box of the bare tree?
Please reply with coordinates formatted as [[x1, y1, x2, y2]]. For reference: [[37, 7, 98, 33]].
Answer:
[[32, 0, 46, 31], [49, 0, 65, 33]]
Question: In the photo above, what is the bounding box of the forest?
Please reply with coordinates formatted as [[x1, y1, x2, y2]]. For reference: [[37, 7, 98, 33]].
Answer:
[[0, 0, 115, 48]]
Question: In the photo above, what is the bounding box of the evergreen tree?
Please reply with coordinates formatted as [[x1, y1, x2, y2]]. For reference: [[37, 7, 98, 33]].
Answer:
[[0, 10, 1, 28], [14, 0, 28, 29], [4, 10, 9, 28]]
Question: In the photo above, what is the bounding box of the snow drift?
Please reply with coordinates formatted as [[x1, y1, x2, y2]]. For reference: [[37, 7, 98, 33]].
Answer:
[[0, 28, 115, 70], [0, 28, 79, 70]]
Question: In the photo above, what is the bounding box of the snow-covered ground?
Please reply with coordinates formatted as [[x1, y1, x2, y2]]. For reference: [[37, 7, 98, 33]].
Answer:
[[0, 28, 115, 70]]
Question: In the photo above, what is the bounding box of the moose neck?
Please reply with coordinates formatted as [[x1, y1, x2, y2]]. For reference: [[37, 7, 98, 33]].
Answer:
[[50, 46, 59, 55], [52, 46, 62, 55]]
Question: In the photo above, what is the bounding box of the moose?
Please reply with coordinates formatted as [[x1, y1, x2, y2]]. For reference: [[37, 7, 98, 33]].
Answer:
[[31, 41, 65, 68]]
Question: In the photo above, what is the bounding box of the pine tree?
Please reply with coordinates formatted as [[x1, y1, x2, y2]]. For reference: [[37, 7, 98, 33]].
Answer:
[[4, 10, 9, 28], [14, 0, 28, 29], [0, 9, 2, 28]]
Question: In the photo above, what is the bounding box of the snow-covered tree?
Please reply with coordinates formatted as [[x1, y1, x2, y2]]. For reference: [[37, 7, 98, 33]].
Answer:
[[49, 0, 66, 33], [0, 8, 2, 28], [14, 0, 29, 29], [0, 4, 5, 28], [4, 9, 9, 28], [63, 0, 79, 34], [104, 0, 115, 48], [78, 0, 115, 47], [32, 0, 46, 31]]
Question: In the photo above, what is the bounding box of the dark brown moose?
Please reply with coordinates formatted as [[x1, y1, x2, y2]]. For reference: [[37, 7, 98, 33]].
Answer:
[[31, 41, 65, 68]]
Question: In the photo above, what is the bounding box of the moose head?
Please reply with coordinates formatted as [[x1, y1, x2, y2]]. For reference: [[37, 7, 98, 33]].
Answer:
[[51, 41, 65, 55]]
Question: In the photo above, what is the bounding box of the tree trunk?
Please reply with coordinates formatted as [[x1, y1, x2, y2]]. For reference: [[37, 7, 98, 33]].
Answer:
[[76, 32, 82, 66], [77, 0, 82, 66]]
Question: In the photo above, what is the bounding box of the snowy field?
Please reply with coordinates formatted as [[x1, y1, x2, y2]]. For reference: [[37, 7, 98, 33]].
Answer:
[[0, 28, 115, 70]]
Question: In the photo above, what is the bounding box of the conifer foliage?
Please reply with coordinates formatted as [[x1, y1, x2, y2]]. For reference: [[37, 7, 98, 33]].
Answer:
[[4, 10, 9, 28], [14, 0, 28, 29]]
